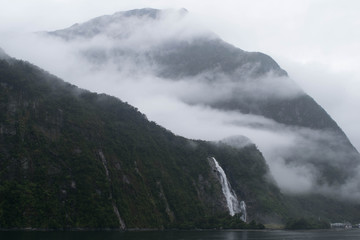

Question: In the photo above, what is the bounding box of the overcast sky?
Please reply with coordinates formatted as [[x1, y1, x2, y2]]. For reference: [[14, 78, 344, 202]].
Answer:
[[1, 0, 360, 151]]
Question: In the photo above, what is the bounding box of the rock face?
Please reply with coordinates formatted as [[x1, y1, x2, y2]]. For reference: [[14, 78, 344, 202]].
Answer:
[[47, 8, 360, 189]]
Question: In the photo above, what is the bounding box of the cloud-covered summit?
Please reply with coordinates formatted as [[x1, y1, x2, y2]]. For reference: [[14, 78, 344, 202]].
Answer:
[[49, 8, 190, 41], [47, 8, 287, 79], [3, 8, 360, 200]]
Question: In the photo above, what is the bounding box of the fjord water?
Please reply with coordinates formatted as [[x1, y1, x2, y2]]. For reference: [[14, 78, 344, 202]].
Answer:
[[2, 230, 360, 240]]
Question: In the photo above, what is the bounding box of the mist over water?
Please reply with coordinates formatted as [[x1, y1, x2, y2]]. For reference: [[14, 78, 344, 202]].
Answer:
[[2, 9, 360, 200]]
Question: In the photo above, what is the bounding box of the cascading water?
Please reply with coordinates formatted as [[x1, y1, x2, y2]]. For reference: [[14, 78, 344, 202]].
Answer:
[[211, 157, 246, 219], [240, 201, 247, 222]]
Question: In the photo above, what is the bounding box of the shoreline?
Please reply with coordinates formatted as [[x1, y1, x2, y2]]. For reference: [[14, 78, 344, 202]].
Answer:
[[1, 227, 350, 232]]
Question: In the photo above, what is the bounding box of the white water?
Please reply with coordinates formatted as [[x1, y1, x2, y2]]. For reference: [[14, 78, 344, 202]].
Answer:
[[240, 201, 247, 222], [99, 150, 126, 229], [211, 157, 245, 218]]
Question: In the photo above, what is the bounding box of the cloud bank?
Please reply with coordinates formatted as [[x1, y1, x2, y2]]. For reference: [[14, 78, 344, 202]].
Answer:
[[1, 8, 360, 201]]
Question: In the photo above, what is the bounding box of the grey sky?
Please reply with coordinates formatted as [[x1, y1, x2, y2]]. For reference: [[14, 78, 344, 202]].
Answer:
[[1, 0, 360, 152]]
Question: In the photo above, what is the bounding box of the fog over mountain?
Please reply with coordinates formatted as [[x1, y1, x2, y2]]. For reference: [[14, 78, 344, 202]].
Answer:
[[1, 1, 360, 151], [2, 8, 360, 200]]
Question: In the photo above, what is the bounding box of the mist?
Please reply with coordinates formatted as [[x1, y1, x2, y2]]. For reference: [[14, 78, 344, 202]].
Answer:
[[1, 9, 360, 200]]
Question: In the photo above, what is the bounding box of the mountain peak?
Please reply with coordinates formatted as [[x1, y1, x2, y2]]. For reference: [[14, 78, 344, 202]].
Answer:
[[49, 8, 189, 40], [115, 8, 161, 19], [114, 8, 189, 18]]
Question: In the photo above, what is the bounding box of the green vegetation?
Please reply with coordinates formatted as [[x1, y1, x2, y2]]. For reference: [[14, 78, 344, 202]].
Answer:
[[285, 218, 330, 230], [1, 56, 360, 230], [0, 58, 274, 229]]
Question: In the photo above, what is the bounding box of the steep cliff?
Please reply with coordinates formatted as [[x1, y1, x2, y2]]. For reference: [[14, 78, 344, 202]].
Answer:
[[0, 56, 275, 229]]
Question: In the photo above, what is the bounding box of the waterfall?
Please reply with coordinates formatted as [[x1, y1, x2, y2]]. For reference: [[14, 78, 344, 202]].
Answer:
[[211, 157, 242, 217], [240, 201, 247, 222]]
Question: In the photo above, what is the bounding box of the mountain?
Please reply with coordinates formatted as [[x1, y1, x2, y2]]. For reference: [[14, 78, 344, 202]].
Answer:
[[2, 51, 360, 230], [2, 8, 360, 229], [46, 8, 360, 190], [0, 54, 282, 229], [1, 49, 360, 231]]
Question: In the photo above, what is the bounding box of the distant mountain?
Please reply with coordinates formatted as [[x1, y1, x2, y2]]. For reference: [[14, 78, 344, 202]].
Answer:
[[49, 8, 287, 78], [50, 8, 187, 40], [47, 8, 360, 188]]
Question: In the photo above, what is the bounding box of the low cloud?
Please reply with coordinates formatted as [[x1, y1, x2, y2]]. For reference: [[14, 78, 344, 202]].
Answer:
[[1, 9, 360, 201]]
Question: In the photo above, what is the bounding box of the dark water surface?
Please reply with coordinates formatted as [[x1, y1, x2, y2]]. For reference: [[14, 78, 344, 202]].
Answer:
[[2, 230, 360, 240]]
